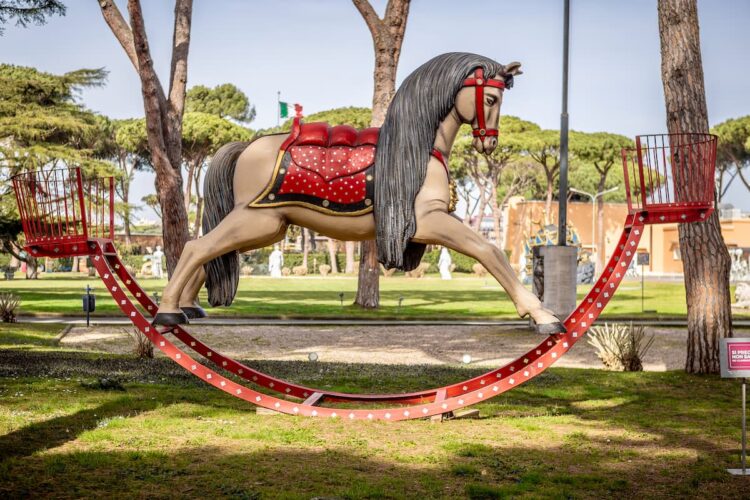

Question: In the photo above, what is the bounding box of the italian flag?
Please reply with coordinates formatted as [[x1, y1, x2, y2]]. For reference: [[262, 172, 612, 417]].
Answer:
[[279, 101, 291, 119]]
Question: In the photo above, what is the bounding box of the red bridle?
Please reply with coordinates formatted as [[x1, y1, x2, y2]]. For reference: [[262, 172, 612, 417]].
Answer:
[[461, 68, 506, 138]]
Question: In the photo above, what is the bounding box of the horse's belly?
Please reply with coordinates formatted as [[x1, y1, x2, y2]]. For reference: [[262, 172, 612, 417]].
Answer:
[[283, 207, 375, 241]]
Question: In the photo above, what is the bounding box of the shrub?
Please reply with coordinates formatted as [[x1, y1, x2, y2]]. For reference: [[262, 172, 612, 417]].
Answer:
[[0, 292, 20, 322], [421, 248, 482, 274], [128, 328, 154, 359], [48, 257, 73, 272], [241, 249, 351, 275], [587, 322, 655, 371]]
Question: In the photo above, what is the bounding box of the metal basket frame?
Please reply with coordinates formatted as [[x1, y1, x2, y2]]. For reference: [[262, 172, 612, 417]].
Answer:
[[11, 167, 114, 257], [621, 132, 717, 224]]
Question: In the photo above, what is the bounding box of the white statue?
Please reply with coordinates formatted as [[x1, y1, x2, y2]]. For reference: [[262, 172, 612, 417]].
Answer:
[[518, 251, 527, 283], [735, 282, 750, 309], [269, 246, 284, 278], [151, 245, 164, 279], [438, 247, 452, 280]]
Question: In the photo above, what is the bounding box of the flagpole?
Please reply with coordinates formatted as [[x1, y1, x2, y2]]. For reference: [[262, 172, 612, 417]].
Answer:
[[277, 91, 280, 127]]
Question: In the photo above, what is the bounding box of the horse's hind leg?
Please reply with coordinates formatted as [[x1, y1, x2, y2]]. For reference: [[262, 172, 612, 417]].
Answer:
[[179, 268, 207, 319], [155, 208, 287, 325], [413, 210, 565, 334]]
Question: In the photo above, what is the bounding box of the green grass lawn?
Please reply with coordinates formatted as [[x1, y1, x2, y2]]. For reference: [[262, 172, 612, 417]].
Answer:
[[2, 272, 744, 320], [0, 322, 747, 498]]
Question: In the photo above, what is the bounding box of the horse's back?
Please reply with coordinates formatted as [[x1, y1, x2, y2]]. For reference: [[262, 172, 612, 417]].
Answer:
[[247, 119, 379, 216]]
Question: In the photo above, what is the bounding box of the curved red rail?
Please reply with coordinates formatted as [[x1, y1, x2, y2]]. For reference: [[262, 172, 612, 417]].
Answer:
[[84, 212, 656, 420], [13, 132, 718, 420]]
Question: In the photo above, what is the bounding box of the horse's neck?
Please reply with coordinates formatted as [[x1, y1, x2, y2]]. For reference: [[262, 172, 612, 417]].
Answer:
[[433, 108, 462, 160]]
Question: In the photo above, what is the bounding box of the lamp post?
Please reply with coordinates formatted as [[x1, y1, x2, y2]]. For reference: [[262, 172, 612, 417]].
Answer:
[[532, 0, 577, 321], [570, 186, 618, 272]]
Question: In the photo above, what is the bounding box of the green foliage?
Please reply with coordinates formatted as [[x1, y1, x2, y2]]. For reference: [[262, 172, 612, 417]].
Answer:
[[421, 248, 478, 273], [0, 0, 65, 34], [141, 194, 161, 219], [0, 64, 109, 170], [186, 83, 256, 123], [710, 116, 750, 199], [279, 106, 372, 130], [712, 115, 750, 165], [568, 132, 633, 203], [242, 249, 348, 275], [0, 64, 113, 262], [182, 112, 253, 163]]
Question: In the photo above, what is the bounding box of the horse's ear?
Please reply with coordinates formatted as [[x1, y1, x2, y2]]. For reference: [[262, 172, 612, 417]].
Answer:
[[504, 61, 523, 76]]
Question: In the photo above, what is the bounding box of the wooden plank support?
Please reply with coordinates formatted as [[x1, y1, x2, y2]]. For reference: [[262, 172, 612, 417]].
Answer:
[[303, 392, 325, 407], [431, 389, 453, 422]]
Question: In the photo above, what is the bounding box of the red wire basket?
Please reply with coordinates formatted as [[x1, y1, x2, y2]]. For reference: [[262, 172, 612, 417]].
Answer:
[[621, 133, 717, 224], [11, 167, 115, 257]]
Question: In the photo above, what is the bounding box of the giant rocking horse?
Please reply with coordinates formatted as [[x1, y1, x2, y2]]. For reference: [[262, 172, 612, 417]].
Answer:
[[155, 52, 565, 334], [12, 52, 717, 419]]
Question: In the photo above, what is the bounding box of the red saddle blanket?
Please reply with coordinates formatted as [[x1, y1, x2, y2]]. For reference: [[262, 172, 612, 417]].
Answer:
[[250, 119, 379, 215]]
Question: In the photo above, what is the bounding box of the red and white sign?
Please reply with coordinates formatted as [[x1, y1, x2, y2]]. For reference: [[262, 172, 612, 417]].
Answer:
[[721, 338, 750, 378]]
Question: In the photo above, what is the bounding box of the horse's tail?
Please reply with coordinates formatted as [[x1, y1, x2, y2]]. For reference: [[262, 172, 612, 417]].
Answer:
[[203, 141, 250, 307]]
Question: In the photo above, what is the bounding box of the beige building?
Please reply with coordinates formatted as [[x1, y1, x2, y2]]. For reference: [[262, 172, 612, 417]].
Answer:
[[502, 198, 750, 276]]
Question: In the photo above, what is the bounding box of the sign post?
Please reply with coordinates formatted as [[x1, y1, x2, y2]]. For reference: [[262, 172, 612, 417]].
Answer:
[[637, 252, 649, 313], [720, 338, 750, 475]]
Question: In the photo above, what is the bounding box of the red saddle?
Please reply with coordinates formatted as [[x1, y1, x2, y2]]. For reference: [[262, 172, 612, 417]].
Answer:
[[251, 118, 379, 214]]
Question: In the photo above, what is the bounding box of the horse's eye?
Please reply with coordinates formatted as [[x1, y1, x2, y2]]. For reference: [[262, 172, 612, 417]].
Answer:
[[485, 96, 497, 106]]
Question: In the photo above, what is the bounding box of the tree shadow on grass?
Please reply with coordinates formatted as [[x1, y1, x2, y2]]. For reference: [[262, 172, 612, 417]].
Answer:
[[0, 439, 741, 498], [0, 348, 742, 494], [0, 396, 164, 461], [486, 369, 740, 468]]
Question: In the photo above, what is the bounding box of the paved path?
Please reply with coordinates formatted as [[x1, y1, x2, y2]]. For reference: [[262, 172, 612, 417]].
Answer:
[[60, 323, 698, 371], [19, 315, 750, 327]]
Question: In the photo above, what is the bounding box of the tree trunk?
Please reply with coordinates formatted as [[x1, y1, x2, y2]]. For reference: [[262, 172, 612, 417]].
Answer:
[[302, 228, 310, 269], [192, 196, 203, 238], [355, 240, 380, 307], [155, 166, 190, 274], [99, 0, 192, 276], [658, 0, 733, 374], [327, 238, 339, 274], [472, 180, 489, 233], [191, 163, 204, 238], [489, 185, 502, 247], [352, 0, 411, 308], [25, 256, 38, 279], [184, 159, 196, 213], [122, 176, 132, 245], [345, 241, 355, 273]]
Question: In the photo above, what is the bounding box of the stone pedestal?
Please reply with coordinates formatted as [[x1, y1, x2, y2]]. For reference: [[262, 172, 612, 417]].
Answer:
[[532, 246, 577, 320]]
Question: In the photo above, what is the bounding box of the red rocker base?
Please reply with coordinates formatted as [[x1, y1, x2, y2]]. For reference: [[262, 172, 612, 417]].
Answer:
[[11, 133, 717, 420]]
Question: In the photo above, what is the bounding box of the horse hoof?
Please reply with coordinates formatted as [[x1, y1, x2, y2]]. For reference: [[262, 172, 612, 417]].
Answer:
[[535, 322, 566, 335], [152, 311, 189, 326], [181, 306, 207, 319]]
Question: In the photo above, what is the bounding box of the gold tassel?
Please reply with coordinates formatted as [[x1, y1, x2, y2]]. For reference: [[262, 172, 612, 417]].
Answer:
[[449, 178, 458, 213]]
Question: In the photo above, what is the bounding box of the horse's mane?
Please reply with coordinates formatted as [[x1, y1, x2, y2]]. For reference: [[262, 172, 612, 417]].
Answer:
[[374, 52, 505, 271]]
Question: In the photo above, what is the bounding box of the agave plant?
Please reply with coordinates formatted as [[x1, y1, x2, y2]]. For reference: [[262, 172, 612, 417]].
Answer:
[[587, 322, 655, 371], [0, 292, 20, 323]]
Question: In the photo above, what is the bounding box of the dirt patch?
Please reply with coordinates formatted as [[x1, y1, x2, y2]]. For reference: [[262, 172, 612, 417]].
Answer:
[[61, 324, 688, 371]]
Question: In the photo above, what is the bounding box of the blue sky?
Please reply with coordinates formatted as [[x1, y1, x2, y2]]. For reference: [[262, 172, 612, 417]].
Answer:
[[4, 0, 750, 212]]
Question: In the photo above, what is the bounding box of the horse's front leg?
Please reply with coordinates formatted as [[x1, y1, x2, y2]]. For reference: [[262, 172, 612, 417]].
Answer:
[[413, 209, 565, 334]]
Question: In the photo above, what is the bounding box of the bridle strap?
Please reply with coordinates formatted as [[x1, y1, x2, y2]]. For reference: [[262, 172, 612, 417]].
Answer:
[[462, 68, 506, 138]]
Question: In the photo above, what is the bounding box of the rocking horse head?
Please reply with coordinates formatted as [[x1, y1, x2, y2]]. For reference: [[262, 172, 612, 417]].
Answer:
[[374, 52, 523, 271]]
